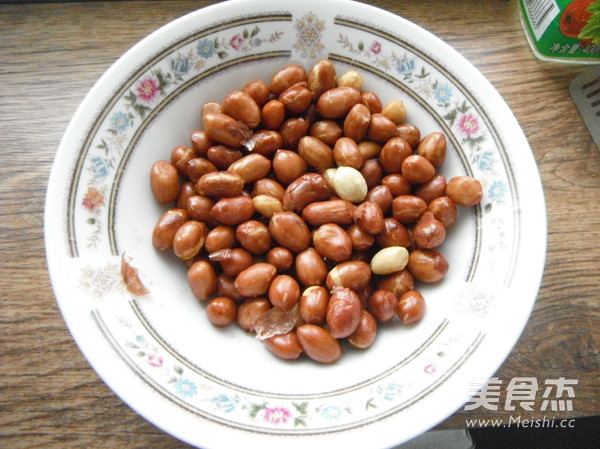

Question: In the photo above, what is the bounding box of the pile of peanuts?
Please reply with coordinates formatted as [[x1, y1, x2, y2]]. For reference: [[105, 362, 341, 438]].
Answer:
[[149, 60, 483, 363]]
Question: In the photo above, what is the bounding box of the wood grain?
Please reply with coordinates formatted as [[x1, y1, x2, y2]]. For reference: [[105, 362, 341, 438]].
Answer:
[[1, 1, 598, 448]]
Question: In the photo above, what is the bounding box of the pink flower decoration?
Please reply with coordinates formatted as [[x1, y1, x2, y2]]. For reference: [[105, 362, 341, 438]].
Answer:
[[147, 354, 163, 368], [457, 113, 481, 137], [371, 41, 382, 54], [82, 187, 104, 211], [264, 406, 291, 424], [136, 76, 160, 103], [424, 363, 437, 374], [230, 34, 244, 50]]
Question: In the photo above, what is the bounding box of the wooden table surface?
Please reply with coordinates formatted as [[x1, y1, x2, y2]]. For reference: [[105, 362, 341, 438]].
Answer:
[[1, 0, 598, 447]]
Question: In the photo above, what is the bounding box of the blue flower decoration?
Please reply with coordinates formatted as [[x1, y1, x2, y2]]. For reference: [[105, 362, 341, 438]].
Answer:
[[476, 151, 494, 171], [135, 335, 145, 343], [320, 405, 343, 420], [488, 180, 507, 201], [211, 394, 238, 413], [170, 55, 191, 78], [90, 156, 110, 179], [174, 379, 197, 398], [380, 383, 402, 401], [197, 39, 216, 58], [396, 58, 416, 77], [251, 38, 262, 47], [434, 84, 452, 104], [110, 111, 130, 132]]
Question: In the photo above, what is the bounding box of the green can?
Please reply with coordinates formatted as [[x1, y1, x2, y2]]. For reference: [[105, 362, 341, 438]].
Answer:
[[519, 0, 600, 63]]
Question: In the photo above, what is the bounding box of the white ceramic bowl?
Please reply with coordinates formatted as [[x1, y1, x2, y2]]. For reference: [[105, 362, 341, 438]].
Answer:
[[45, 1, 547, 448]]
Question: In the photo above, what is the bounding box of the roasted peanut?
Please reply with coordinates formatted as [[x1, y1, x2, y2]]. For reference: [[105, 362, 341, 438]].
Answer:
[[313, 223, 353, 262], [279, 82, 313, 115], [176, 181, 197, 210], [332, 166, 368, 203], [309, 120, 343, 146], [343, 103, 371, 143], [222, 90, 261, 129], [234, 263, 277, 297], [446, 176, 483, 206], [326, 287, 362, 339], [252, 194, 283, 218], [376, 218, 410, 248], [428, 196, 457, 228], [244, 130, 283, 157], [210, 195, 255, 225], [338, 70, 363, 90], [353, 201, 384, 235], [360, 159, 383, 190], [195, 171, 244, 197], [361, 91, 383, 114], [296, 324, 342, 363], [252, 178, 285, 200], [190, 130, 212, 156], [414, 175, 447, 203], [347, 224, 375, 251], [366, 185, 393, 214], [299, 286, 329, 325], [215, 274, 245, 301], [382, 174, 412, 197], [282, 173, 331, 212], [261, 99, 285, 130], [401, 154, 435, 184], [204, 225, 236, 253], [298, 136, 335, 172], [236, 220, 272, 255], [413, 211, 446, 249], [367, 113, 398, 142], [358, 141, 382, 160], [326, 260, 372, 291], [382, 99, 407, 124], [209, 247, 254, 277], [264, 331, 303, 360], [170, 145, 195, 177], [316, 87, 362, 119], [396, 123, 421, 149], [348, 310, 378, 349], [379, 137, 412, 174], [187, 260, 217, 301], [407, 249, 449, 283], [377, 269, 414, 297], [295, 248, 328, 287], [280, 117, 310, 149], [333, 137, 364, 169], [201, 101, 222, 118], [206, 297, 237, 327], [203, 113, 251, 148], [368, 289, 399, 323], [243, 79, 270, 106], [269, 211, 312, 253], [307, 59, 337, 100], [268, 275, 301, 310], [150, 160, 180, 204], [392, 195, 428, 224], [237, 298, 271, 332], [417, 132, 446, 168], [397, 290, 425, 324], [266, 246, 294, 272], [228, 154, 271, 183], [186, 157, 217, 182], [152, 208, 188, 250], [269, 64, 307, 95], [301, 199, 356, 226], [272, 149, 307, 185], [173, 220, 208, 260]]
